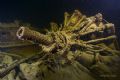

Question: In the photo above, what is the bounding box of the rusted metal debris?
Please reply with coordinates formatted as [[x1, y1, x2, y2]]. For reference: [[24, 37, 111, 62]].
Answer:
[[0, 10, 120, 80]]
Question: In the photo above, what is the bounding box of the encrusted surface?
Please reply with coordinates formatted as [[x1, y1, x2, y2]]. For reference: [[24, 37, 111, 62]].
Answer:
[[0, 10, 120, 80]]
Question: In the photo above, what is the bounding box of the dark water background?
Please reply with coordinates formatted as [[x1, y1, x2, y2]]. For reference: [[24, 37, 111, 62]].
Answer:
[[0, 0, 120, 44]]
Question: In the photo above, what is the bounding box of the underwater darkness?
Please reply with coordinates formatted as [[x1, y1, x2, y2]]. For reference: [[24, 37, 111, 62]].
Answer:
[[0, 0, 120, 43]]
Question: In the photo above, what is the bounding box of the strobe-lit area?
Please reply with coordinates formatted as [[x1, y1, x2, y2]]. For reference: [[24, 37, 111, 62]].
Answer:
[[0, 0, 120, 80]]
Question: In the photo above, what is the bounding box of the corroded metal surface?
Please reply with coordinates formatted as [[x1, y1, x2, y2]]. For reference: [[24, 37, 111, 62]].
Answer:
[[0, 10, 120, 80]]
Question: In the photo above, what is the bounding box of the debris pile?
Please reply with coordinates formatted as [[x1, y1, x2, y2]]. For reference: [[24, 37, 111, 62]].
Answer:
[[0, 10, 120, 80]]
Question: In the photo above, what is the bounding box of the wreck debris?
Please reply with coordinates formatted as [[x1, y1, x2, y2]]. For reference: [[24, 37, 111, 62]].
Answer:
[[16, 27, 53, 45], [85, 35, 116, 44], [0, 10, 120, 80], [0, 55, 18, 80]]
